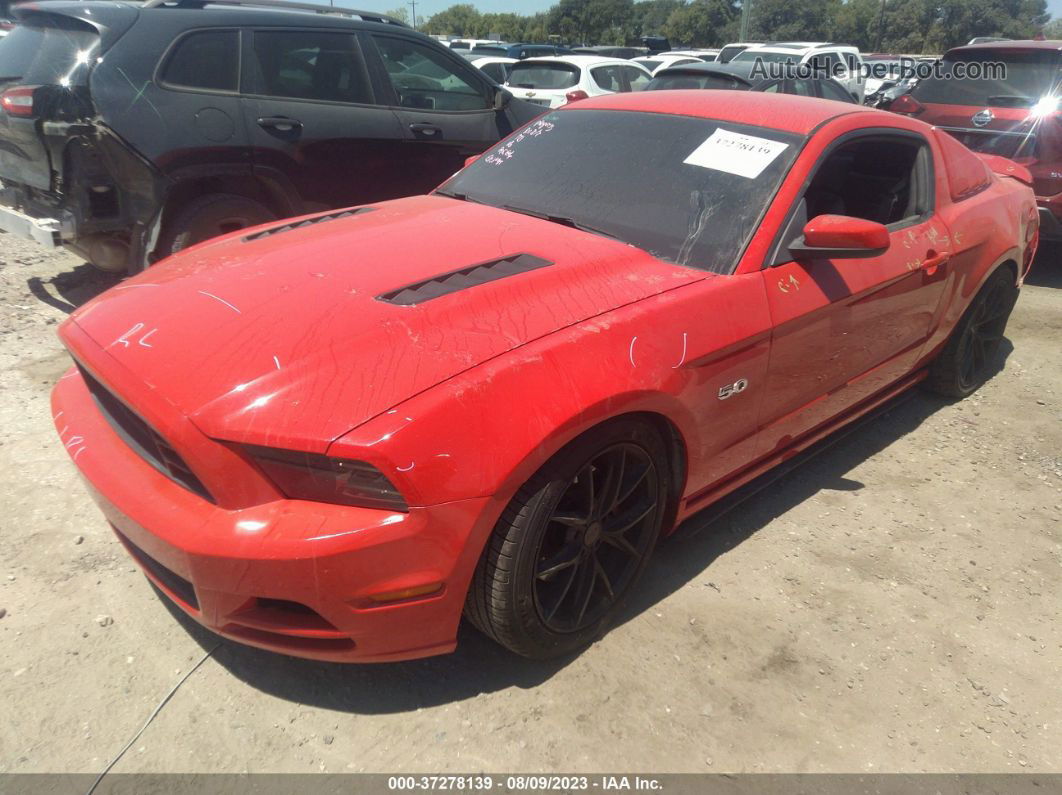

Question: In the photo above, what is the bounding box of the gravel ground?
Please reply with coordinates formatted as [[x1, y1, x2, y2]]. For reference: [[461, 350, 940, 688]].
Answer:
[[0, 233, 1059, 775]]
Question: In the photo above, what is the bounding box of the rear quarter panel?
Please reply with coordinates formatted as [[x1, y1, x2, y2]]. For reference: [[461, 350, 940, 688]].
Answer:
[[917, 159, 1036, 367]]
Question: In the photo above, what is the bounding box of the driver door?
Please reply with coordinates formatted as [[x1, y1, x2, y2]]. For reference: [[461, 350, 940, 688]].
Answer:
[[757, 131, 951, 456], [363, 33, 508, 194]]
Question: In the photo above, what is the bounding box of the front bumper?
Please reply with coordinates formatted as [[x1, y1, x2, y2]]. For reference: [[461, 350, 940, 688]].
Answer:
[[52, 365, 498, 662]]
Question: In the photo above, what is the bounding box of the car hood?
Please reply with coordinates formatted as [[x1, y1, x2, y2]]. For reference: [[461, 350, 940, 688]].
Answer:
[[65, 195, 704, 451]]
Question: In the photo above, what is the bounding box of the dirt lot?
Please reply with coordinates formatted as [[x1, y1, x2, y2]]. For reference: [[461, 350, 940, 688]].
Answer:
[[0, 232, 1059, 776]]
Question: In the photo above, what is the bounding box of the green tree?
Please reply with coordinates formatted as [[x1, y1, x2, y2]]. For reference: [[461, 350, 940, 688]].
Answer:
[[548, 0, 636, 45], [746, 0, 843, 41], [663, 0, 739, 46], [423, 3, 482, 36]]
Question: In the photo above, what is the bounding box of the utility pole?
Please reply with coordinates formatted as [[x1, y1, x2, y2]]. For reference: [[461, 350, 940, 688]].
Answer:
[[408, 0, 417, 29], [875, 0, 886, 52], [739, 0, 752, 42]]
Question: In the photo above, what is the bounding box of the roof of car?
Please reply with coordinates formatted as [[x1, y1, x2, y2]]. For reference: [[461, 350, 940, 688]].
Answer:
[[517, 55, 651, 69], [946, 39, 1062, 54], [17, 0, 409, 29], [745, 42, 858, 55], [655, 60, 761, 82], [570, 89, 866, 135]]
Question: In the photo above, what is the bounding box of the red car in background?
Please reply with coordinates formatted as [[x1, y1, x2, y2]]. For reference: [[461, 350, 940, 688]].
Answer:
[[892, 40, 1062, 239], [52, 92, 1037, 662]]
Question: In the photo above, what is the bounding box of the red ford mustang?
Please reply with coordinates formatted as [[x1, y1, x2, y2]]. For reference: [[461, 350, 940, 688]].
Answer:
[[52, 92, 1037, 662]]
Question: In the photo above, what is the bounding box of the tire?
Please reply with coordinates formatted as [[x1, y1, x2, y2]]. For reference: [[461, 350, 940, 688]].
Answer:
[[157, 194, 275, 258], [927, 268, 1018, 398], [466, 418, 671, 659]]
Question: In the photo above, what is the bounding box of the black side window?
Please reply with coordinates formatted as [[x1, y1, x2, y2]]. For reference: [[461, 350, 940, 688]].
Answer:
[[161, 30, 239, 92], [804, 137, 930, 226], [820, 80, 854, 102], [252, 30, 372, 104], [770, 136, 932, 266], [372, 35, 490, 111]]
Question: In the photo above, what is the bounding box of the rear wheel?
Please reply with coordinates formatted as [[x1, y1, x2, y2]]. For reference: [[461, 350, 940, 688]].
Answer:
[[157, 193, 275, 258], [927, 268, 1018, 398], [466, 418, 670, 659]]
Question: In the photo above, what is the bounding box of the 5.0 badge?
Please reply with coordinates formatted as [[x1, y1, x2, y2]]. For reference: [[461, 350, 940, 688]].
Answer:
[[718, 378, 749, 400]]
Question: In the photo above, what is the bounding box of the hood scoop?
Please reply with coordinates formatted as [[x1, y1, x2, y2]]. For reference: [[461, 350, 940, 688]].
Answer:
[[243, 206, 376, 242], [377, 252, 553, 306]]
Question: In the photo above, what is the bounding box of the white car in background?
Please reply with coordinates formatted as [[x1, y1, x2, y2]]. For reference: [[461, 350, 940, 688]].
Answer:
[[731, 42, 866, 100], [505, 55, 652, 109], [448, 38, 504, 51], [668, 48, 720, 62], [469, 56, 518, 85], [632, 53, 707, 75]]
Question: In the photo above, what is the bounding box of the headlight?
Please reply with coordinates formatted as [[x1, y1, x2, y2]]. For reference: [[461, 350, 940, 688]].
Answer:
[[244, 445, 408, 512]]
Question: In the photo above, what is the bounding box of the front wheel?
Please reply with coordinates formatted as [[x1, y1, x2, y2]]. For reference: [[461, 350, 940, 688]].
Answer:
[[927, 268, 1018, 398], [466, 418, 670, 659]]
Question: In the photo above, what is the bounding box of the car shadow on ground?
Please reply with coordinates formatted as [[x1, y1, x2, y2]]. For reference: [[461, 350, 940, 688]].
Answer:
[[26, 262, 121, 314], [155, 339, 1013, 713], [1027, 242, 1060, 288]]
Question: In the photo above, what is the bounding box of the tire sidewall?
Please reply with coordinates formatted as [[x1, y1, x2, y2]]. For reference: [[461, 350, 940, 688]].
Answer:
[[504, 419, 671, 658], [160, 195, 274, 258]]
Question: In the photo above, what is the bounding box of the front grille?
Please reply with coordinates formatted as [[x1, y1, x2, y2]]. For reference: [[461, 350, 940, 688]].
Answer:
[[116, 528, 200, 611], [78, 365, 214, 503]]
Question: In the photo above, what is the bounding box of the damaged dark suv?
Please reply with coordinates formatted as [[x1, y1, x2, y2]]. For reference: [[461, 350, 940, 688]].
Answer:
[[0, 0, 538, 272]]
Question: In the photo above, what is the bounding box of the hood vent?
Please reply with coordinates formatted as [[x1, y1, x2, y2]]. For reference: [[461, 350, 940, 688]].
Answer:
[[243, 207, 375, 242], [377, 253, 553, 306]]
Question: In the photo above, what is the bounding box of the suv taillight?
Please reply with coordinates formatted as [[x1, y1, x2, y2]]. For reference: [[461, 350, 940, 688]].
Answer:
[[1, 86, 38, 117], [889, 93, 924, 115], [565, 89, 589, 104]]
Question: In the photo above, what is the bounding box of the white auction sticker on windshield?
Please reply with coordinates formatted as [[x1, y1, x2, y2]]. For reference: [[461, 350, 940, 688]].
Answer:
[[683, 128, 789, 179]]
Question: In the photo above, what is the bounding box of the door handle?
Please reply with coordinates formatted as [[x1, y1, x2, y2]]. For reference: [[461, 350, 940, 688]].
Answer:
[[409, 122, 442, 137], [257, 116, 303, 132], [922, 250, 949, 275]]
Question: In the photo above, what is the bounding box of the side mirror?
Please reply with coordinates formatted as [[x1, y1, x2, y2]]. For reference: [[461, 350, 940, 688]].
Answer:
[[464, 154, 479, 169], [493, 88, 512, 110], [788, 214, 890, 260]]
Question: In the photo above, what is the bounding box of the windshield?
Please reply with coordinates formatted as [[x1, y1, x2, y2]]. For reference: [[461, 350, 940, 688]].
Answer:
[[0, 15, 99, 86], [733, 51, 798, 65], [436, 109, 802, 274], [717, 45, 747, 63], [913, 49, 1061, 107], [507, 62, 579, 89], [648, 72, 749, 91]]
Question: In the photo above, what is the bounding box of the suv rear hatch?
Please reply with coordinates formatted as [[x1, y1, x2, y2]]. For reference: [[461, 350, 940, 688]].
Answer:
[[907, 47, 1061, 168], [507, 61, 580, 108], [0, 11, 105, 191]]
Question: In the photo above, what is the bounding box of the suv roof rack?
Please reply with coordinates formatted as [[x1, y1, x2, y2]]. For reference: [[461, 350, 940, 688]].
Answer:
[[141, 0, 408, 26]]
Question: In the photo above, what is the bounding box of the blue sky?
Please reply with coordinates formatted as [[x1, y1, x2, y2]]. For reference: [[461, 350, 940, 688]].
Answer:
[[357, 0, 1062, 23]]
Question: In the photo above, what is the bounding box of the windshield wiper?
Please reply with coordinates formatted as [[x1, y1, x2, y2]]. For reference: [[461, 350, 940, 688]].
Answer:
[[434, 189, 485, 204], [501, 204, 625, 242]]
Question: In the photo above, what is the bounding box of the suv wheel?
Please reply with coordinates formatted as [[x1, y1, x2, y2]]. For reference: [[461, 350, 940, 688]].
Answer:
[[158, 194, 275, 258]]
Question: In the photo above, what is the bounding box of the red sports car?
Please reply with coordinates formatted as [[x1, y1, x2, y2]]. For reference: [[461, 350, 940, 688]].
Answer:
[[52, 92, 1037, 662]]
